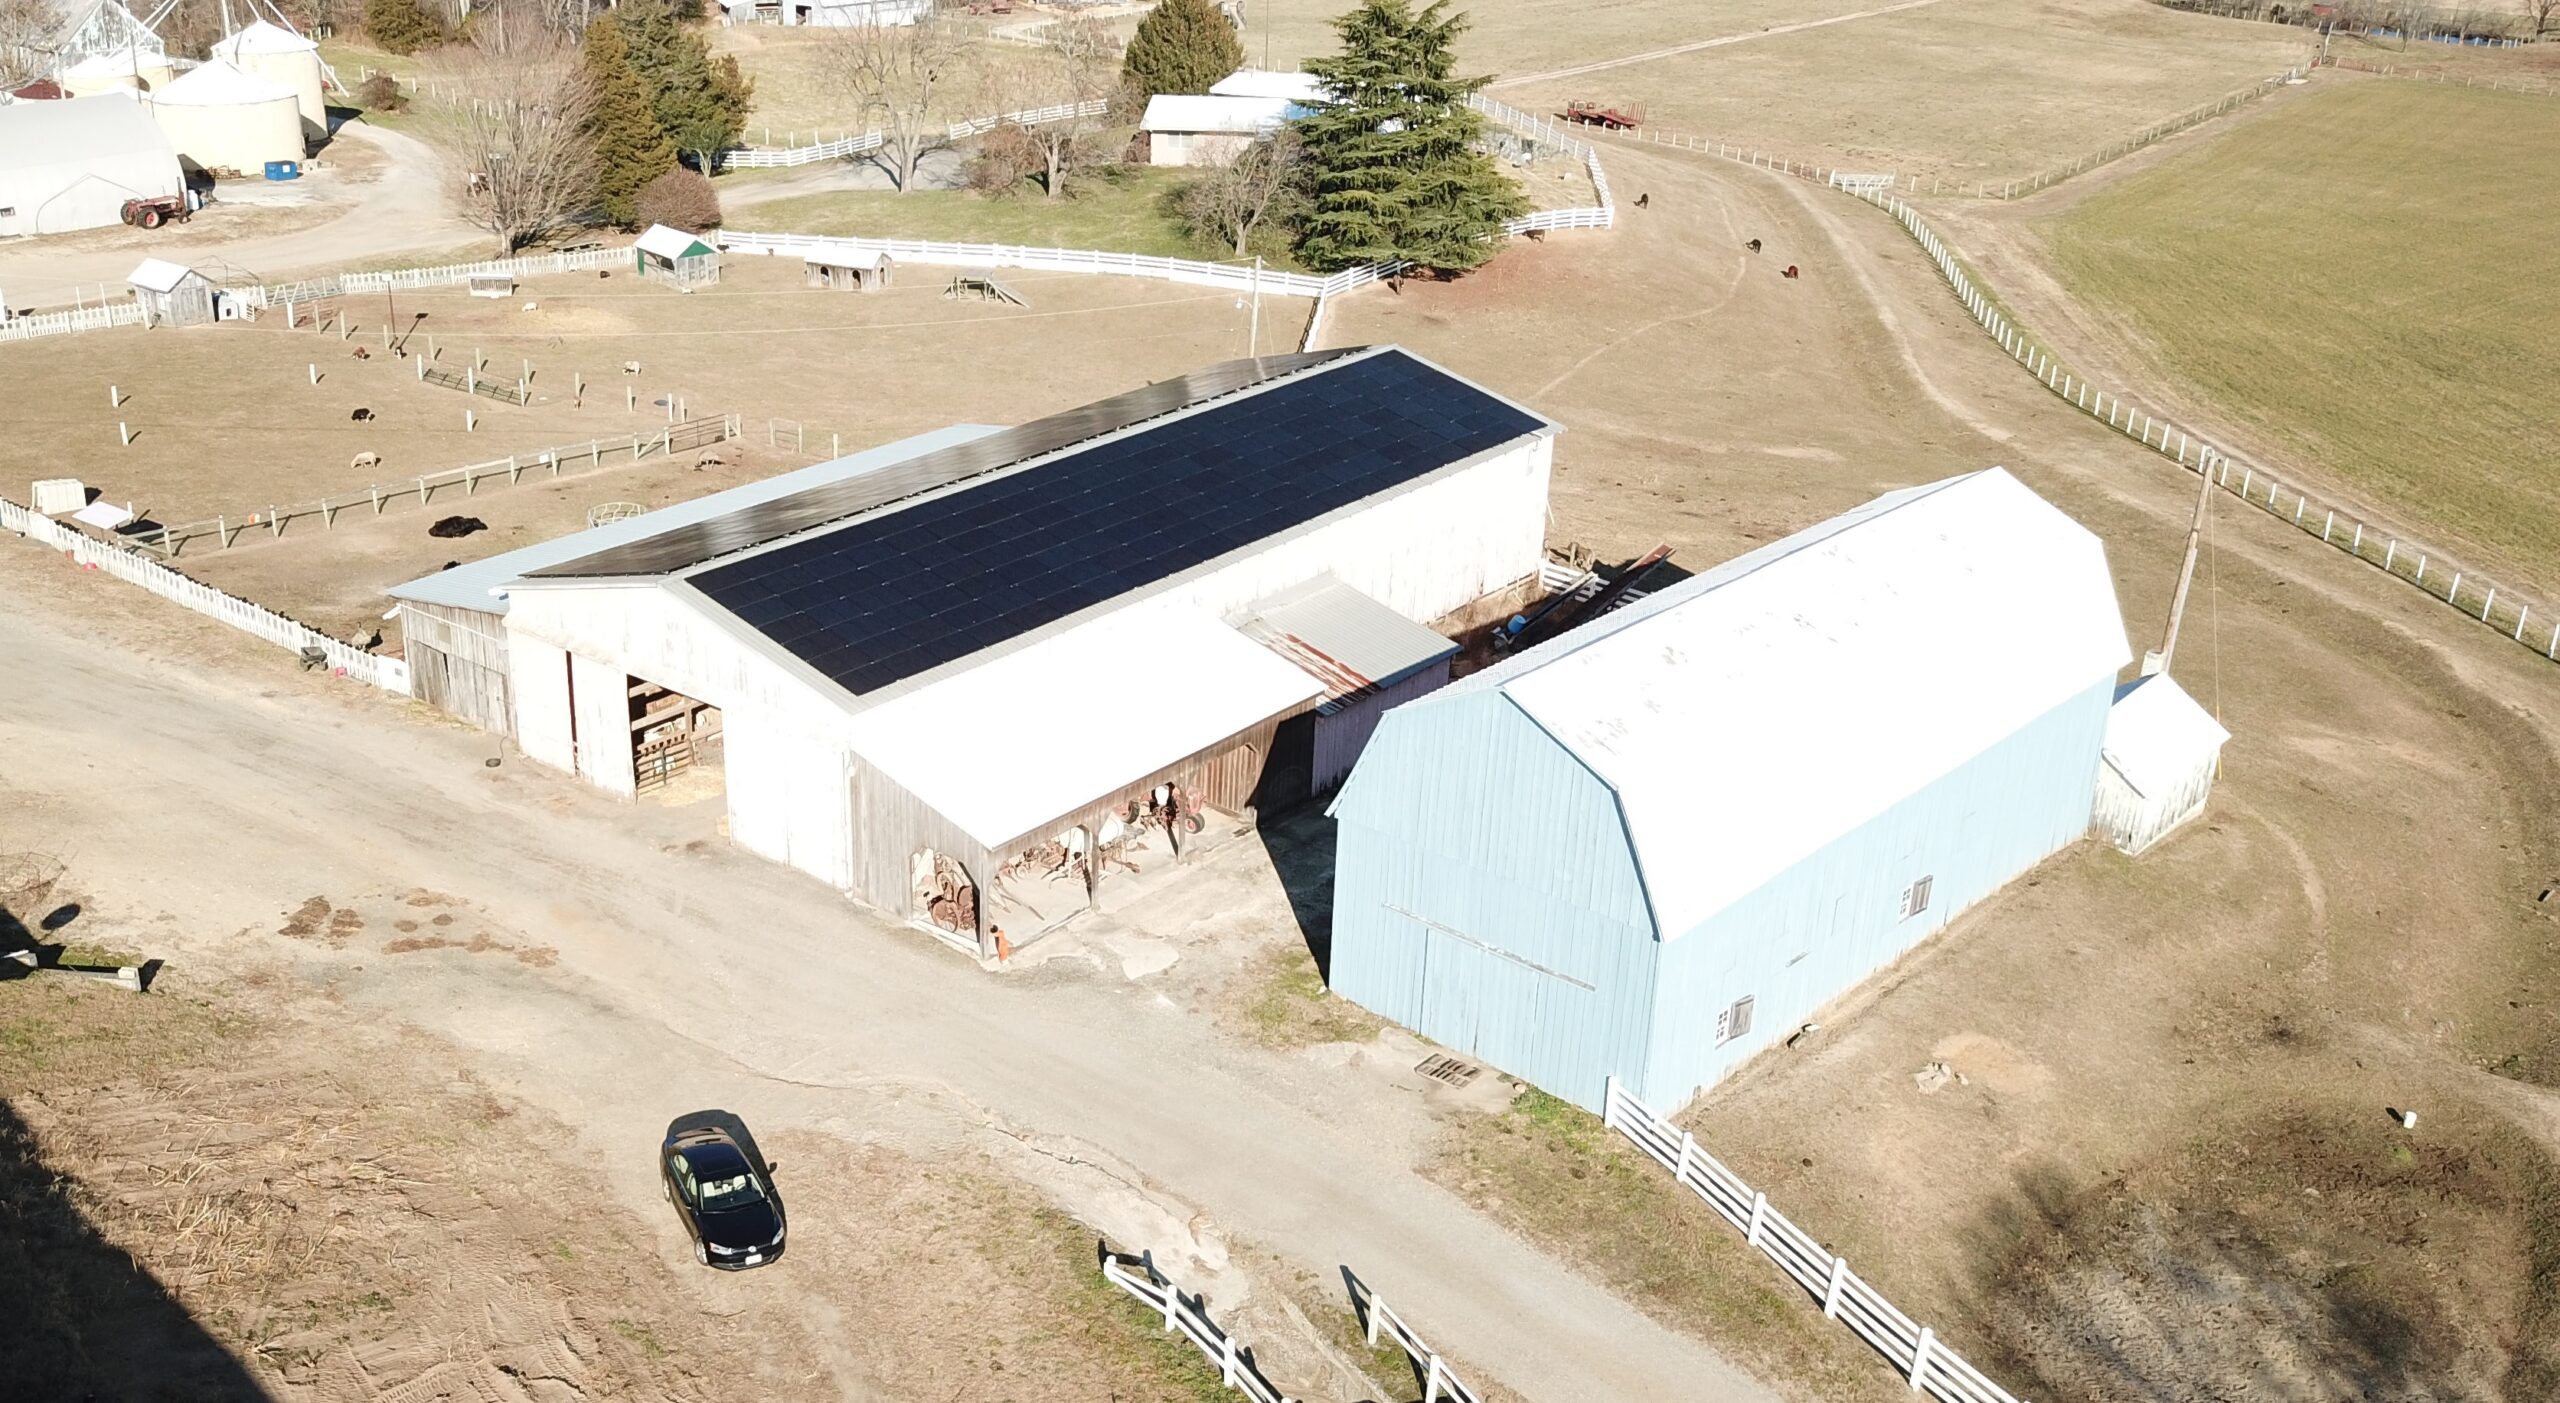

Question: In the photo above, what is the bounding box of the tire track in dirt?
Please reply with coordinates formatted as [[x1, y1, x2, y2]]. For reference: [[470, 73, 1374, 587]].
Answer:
[[1490, 0, 1949, 89]]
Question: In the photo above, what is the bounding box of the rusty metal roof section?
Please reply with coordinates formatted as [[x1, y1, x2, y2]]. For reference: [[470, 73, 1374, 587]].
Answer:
[[1237, 574, 1459, 711]]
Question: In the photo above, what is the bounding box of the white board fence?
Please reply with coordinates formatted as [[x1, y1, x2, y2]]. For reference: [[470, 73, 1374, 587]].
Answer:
[[1603, 1078, 2030, 1403], [1343, 1268, 1482, 1403], [1589, 121, 2560, 668], [717, 98, 1112, 168], [0, 301, 146, 342], [1096, 1243, 1294, 1403], [0, 497, 410, 692]]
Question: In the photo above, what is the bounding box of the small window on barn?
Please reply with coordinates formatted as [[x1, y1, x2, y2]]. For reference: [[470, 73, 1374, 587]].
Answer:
[[1901, 876, 1934, 919], [1716, 995, 1755, 1045]]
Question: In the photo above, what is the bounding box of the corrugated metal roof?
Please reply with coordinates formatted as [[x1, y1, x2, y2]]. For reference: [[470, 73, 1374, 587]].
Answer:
[[2100, 672, 2228, 798], [634, 223, 714, 259], [843, 603, 1320, 849], [384, 424, 1006, 614], [805, 248, 887, 270], [152, 58, 293, 105], [1431, 468, 2132, 934], [1140, 94, 1292, 135], [214, 19, 317, 55], [1236, 574, 1457, 703]]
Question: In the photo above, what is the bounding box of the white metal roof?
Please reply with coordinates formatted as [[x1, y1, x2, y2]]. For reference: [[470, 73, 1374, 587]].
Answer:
[[1140, 94, 1292, 135], [0, 92, 171, 175], [1209, 69, 1327, 103], [61, 50, 147, 77], [2100, 672, 2228, 798], [214, 18, 317, 55], [1460, 468, 2131, 935], [151, 58, 294, 106], [386, 424, 1004, 613], [635, 223, 714, 259], [843, 604, 1321, 848], [127, 256, 203, 291]]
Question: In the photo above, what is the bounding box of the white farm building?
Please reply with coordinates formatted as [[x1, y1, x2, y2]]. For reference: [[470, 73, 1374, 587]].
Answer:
[[211, 20, 328, 139], [1138, 94, 1295, 166], [716, 0, 929, 26], [0, 93, 182, 236], [388, 348, 1557, 955], [2093, 671, 2228, 855]]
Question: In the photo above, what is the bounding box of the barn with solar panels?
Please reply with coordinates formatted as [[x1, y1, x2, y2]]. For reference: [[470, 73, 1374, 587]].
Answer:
[[1326, 469, 2134, 1114], [464, 348, 1555, 954]]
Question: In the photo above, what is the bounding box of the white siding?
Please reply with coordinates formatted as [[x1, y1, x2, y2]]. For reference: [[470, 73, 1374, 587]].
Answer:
[[2093, 756, 2217, 855], [510, 636, 576, 773], [570, 650, 636, 798]]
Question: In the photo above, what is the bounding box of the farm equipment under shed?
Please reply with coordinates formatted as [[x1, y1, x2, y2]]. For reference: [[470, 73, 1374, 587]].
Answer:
[[1563, 100, 1644, 130]]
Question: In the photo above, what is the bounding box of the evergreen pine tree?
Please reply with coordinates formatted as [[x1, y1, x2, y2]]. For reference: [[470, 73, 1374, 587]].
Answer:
[[611, 0, 755, 172], [1295, 0, 1526, 275], [1122, 0, 1244, 102], [582, 14, 676, 228], [362, 0, 445, 55]]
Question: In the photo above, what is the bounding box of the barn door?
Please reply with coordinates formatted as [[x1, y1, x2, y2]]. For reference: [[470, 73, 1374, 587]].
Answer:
[[1417, 923, 1486, 1057]]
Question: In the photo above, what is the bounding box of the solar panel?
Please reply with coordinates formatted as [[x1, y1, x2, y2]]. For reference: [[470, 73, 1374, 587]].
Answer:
[[530, 348, 1364, 580], [688, 348, 1545, 697]]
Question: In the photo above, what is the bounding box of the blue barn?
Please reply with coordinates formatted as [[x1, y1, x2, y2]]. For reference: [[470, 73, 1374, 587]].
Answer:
[[1326, 469, 2133, 1113]]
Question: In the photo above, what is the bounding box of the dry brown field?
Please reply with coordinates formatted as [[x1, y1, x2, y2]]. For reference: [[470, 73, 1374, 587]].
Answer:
[[0, 255, 1296, 636]]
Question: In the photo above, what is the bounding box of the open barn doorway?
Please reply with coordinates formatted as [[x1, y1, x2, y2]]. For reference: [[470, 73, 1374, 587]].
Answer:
[[629, 677, 724, 804]]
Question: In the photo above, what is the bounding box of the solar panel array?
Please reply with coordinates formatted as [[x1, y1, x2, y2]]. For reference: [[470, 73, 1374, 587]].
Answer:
[[689, 349, 1545, 696], [530, 349, 1360, 580]]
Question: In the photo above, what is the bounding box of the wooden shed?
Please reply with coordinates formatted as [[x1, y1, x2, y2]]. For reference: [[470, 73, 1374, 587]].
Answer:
[[129, 257, 216, 327], [633, 224, 719, 291], [805, 248, 893, 292]]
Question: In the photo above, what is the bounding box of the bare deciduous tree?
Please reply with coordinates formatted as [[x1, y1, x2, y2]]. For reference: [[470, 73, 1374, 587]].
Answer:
[[977, 16, 1124, 200], [420, 34, 598, 254], [824, 18, 968, 194], [2525, 0, 2558, 36], [1177, 127, 1306, 256], [0, 0, 61, 89]]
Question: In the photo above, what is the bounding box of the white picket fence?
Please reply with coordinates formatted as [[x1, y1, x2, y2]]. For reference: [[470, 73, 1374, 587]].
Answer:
[[0, 301, 145, 342], [1602, 1079, 2030, 1403], [0, 497, 410, 692], [721, 229, 1350, 298], [1343, 1268, 1482, 1403], [718, 98, 1112, 168], [1097, 1244, 1294, 1403]]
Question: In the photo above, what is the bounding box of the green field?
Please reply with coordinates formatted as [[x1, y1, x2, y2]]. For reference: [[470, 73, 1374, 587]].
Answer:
[[724, 166, 1307, 269], [2039, 80, 2560, 588]]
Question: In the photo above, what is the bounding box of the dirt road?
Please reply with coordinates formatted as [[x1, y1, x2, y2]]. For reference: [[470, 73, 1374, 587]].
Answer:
[[0, 588, 1776, 1403], [0, 122, 482, 309], [1489, 0, 1949, 89]]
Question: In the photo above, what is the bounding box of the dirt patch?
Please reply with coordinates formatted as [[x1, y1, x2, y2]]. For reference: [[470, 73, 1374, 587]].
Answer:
[[1230, 942, 1388, 1052], [382, 929, 559, 967], [1980, 1103, 2560, 1400]]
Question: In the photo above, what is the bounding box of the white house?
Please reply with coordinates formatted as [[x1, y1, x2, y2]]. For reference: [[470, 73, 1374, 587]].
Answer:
[[395, 347, 1558, 955], [1139, 94, 1294, 166], [0, 93, 183, 236]]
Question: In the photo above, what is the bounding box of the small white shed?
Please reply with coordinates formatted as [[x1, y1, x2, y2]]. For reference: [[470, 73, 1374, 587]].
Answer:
[[634, 224, 720, 291], [129, 256, 216, 327], [2092, 672, 2229, 855]]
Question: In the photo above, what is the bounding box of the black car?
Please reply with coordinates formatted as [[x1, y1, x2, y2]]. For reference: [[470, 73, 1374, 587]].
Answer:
[[659, 1116, 786, 1270]]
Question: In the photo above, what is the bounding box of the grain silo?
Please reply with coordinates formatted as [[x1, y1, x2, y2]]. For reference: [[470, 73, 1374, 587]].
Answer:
[[150, 59, 303, 176], [213, 21, 326, 139], [59, 51, 145, 97]]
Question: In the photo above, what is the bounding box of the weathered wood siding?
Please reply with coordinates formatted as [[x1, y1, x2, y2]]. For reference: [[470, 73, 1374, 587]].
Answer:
[[402, 602, 513, 734]]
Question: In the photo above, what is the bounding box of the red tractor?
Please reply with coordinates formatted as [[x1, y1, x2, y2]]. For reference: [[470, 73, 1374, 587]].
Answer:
[[119, 195, 191, 230]]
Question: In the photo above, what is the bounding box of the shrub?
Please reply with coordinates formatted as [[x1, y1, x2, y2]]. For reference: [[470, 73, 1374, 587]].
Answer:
[[634, 166, 721, 233], [362, 0, 446, 55], [354, 71, 406, 113], [963, 122, 1042, 196]]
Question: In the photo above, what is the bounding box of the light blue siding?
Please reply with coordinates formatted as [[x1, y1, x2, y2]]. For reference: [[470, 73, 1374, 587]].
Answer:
[[1330, 673, 2117, 1115], [1330, 693, 1660, 1102], [1637, 675, 2115, 1109]]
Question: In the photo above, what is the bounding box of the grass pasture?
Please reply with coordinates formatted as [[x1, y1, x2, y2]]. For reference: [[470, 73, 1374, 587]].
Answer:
[[1493, 0, 2312, 183], [2037, 79, 2560, 588]]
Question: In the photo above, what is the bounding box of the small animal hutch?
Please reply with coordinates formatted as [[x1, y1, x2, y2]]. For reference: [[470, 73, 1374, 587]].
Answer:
[[128, 257, 216, 327], [804, 248, 893, 292], [633, 225, 720, 292]]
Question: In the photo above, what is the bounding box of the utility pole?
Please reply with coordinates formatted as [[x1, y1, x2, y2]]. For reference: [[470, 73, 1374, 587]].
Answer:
[[2154, 453, 2216, 676]]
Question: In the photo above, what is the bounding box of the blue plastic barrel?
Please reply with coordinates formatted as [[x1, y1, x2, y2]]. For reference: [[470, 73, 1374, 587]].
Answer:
[[264, 160, 301, 181]]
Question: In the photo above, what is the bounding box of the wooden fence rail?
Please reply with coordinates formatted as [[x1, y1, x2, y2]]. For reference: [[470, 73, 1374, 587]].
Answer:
[[1602, 1079, 2030, 1403], [141, 415, 741, 557], [0, 496, 409, 692], [1096, 1244, 1294, 1403]]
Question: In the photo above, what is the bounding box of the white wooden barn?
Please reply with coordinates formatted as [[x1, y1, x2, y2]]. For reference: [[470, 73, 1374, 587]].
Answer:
[[396, 348, 1555, 954], [1138, 94, 1293, 166], [2092, 671, 2228, 855]]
